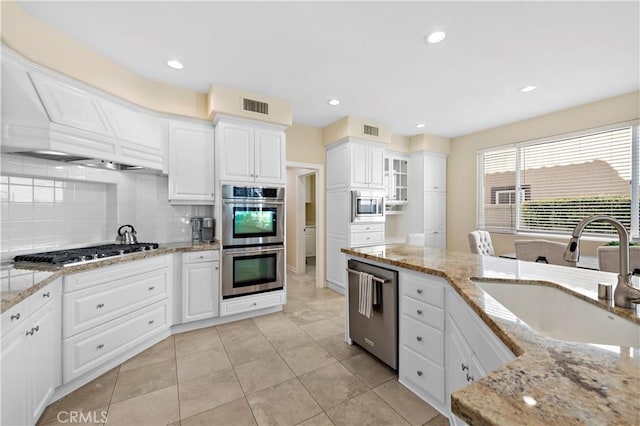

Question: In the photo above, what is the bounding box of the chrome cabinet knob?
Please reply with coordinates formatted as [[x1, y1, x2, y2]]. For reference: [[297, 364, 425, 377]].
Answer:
[[416, 336, 422, 342], [417, 371, 423, 377], [10, 313, 20, 321], [417, 310, 423, 315], [461, 363, 469, 371], [417, 289, 423, 295], [43, 292, 50, 298], [148, 286, 155, 291], [466, 373, 475, 382], [148, 320, 155, 325], [96, 303, 105, 309], [97, 344, 104, 350]]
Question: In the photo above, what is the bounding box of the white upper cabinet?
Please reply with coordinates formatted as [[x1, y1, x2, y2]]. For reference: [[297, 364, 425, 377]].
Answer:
[[423, 154, 447, 192], [350, 142, 385, 189], [326, 143, 350, 189], [168, 121, 215, 204], [216, 116, 286, 185]]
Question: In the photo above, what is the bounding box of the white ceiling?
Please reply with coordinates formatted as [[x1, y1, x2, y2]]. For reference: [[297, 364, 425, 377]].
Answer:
[[17, 1, 640, 138]]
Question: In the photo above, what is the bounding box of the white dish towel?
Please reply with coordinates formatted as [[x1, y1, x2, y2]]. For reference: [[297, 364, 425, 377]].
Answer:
[[358, 271, 375, 318]]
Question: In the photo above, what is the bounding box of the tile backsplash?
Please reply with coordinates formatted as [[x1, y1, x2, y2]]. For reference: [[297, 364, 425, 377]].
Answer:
[[1, 154, 212, 257]]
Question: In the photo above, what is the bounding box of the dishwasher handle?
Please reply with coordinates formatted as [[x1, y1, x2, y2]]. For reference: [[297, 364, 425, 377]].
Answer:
[[346, 267, 389, 284]]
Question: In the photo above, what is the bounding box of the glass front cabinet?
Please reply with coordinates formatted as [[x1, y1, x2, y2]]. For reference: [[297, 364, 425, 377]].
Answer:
[[384, 154, 409, 209]]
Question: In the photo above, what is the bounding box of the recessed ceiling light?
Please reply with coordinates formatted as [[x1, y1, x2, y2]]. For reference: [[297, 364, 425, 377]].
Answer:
[[328, 99, 341, 106], [416, 123, 426, 129], [167, 59, 184, 70], [425, 31, 446, 44], [520, 85, 538, 93]]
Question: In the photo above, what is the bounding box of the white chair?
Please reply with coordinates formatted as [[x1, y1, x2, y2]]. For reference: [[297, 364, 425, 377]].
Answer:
[[514, 240, 576, 267], [468, 230, 495, 256], [597, 245, 640, 274], [406, 233, 425, 246]]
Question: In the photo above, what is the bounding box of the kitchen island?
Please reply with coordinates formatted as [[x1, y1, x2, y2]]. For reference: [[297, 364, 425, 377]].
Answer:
[[342, 243, 639, 425]]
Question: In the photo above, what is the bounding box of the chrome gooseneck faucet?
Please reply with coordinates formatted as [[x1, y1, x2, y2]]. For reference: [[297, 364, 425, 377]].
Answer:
[[564, 215, 640, 309]]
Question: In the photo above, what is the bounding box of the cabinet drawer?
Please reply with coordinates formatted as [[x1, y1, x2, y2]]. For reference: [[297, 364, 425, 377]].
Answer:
[[401, 315, 443, 365], [31, 280, 61, 316], [402, 296, 443, 330], [350, 223, 384, 233], [64, 256, 170, 293], [183, 250, 219, 264], [220, 291, 284, 317], [63, 300, 169, 382], [350, 232, 385, 246], [399, 346, 445, 405], [400, 273, 444, 308], [63, 268, 169, 338]]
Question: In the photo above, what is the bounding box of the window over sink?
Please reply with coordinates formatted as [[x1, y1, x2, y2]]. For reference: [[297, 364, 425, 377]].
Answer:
[[477, 122, 639, 239]]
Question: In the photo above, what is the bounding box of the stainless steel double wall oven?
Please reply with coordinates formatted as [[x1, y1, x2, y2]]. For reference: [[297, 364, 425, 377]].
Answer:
[[221, 185, 285, 298]]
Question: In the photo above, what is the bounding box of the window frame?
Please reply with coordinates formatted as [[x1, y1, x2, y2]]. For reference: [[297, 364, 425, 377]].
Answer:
[[477, 120, 640, 240]]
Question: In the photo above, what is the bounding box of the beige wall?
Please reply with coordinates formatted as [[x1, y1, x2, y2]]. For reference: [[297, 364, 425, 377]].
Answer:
[[1, 1, 208, 119], [286, 123, 325, 165], [448, 91, 640, 256]]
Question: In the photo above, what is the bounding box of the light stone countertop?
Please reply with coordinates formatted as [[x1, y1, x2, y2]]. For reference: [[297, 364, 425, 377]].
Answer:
[[1, 241, 220, 313], [341, 243, 640, 426]]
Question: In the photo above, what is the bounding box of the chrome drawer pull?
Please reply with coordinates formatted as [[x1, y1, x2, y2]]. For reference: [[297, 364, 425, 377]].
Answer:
[[97, 344, 104, 350], [417, 370, 423, 377], [10, 313, 20, 321], [416, 336, 422, 342], [461, 363, 469, 371], [416, 289, 423, 295], [43, 292, 51, 298], [417, 310, 423, 315], [33, 325, 39, 333], [148, 320, 155, 325], [96, 303, 105, 309], [148, 286, 155, 291], [26, 328, 35, 336], [466, 373, 475, 382]]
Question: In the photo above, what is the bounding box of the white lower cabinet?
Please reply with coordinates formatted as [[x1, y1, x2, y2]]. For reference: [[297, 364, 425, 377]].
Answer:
[[398, 271, 446, 411], [1, 279, 62, 426], [220, 291, 285, 317], [445, 289, 515, 425], [62, 256, 172, 383], [181, 251, 220, 323], [397, 269, 516, 423]]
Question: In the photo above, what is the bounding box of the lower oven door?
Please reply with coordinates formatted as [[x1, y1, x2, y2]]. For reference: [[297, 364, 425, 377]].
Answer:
[[222, 245, 284, 299]]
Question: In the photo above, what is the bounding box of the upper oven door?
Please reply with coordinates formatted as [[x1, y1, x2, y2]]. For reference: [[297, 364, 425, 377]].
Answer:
[[222, 201, 284, 247]]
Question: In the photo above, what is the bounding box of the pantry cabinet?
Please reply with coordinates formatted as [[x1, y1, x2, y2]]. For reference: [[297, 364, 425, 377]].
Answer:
[[181, 251, 220, 323], [168, 121, 215, 204], [1, 279, 62, 426], [216, 116, 286, 185]]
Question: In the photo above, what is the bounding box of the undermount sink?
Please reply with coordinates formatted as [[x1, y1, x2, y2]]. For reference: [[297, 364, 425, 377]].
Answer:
[[471, 279, 640, 348]]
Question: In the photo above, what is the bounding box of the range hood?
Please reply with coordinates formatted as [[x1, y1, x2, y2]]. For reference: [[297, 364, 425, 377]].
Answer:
[[1, 47, 166, 173]]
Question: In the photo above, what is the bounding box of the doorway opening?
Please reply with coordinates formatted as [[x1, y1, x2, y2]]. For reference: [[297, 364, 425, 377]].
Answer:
[[286, 162, 325, 288]]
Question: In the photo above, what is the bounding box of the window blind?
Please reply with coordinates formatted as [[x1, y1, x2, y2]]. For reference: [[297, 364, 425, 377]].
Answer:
[[478, 125, 638, 238]]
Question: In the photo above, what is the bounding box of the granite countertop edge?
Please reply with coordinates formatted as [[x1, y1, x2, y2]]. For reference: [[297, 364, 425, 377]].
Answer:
[[1, 241, 220, 313], [341, 244, 640, 426]]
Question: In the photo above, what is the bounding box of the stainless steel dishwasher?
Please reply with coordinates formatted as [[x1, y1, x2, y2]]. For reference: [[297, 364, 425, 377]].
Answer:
[[347, 259, 398, 370]]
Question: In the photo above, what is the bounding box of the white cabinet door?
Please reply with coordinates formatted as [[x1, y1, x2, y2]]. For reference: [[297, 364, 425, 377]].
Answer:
[[254, 127, 285, 184], [423, 155, 447, 191], [28, 298, 61, 425], [1, 327, 27, 426], [181, 260, 219, 323], [446, 316, 473, 414], [168, 122, 215, 204], [219, 122, 254, 181], [350, 144, 369, 187], [326, 236, 347, 292], [368, 146, 385, 188], [326, 143, 349, 189], [305, 228, 316, 257], [29, 71, 112, 136]]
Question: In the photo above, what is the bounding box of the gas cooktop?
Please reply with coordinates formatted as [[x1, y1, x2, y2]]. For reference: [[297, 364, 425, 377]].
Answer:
[[14, 243, 160, 267]]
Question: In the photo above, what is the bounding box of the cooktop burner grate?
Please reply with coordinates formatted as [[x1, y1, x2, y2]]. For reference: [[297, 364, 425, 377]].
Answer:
[[14, 243, 159, 266]]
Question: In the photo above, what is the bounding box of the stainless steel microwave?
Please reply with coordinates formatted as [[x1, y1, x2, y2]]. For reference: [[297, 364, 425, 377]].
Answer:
[[351, 190, 385, 223]]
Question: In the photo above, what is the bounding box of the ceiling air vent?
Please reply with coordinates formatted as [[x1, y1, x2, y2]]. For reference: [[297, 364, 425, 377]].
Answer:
[[363, 124, 380, 137], [242, 98, 269, 115]]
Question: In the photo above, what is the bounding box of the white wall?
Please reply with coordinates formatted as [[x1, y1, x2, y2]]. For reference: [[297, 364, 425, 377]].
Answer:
[[0, 153, 211, 258]]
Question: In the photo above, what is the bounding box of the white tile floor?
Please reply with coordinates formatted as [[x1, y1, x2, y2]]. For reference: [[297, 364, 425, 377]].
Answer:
[[38, 264, 449, 426]]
